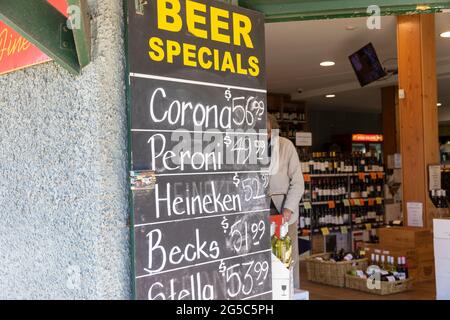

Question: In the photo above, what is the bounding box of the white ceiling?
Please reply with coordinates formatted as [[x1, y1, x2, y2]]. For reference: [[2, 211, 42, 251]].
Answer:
[[265, 13, 450, 113]]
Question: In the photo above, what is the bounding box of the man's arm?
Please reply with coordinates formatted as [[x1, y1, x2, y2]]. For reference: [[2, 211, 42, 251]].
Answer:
[[283, 142, 305, 220]]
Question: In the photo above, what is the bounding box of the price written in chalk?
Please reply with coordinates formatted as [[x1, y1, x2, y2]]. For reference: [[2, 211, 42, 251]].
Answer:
[[232, 173, 268, 201], [221, 218, 266, 253], [218, 258, 270, 298], [223, 135, 267, 164]]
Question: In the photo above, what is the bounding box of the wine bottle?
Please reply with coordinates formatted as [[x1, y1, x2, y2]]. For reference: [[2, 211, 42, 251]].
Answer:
[[403, 256, 409, 279], [275, 223, 292, 268], [397, 256, 406, 280], [370, 253, 376, 265], [299, 207, 306, 229], [270, 222, 278, 254], [305, 208, 311, 229], [380, 255, 386, 270]]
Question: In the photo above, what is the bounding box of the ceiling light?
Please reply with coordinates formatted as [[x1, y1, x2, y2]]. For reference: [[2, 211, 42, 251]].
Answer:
[[320, 61, 335, 67], [437, 103, 442, 107], [440, 31, 450, 38], [326, 94, 336, 98]]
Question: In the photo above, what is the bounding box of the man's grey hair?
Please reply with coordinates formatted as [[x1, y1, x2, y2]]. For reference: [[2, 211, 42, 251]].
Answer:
[[267, 113, 280, 130]]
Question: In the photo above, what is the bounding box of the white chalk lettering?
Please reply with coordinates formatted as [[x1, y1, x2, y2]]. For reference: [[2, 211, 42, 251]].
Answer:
[[148, 272, 213, 300], [154, 181, 242, 219], [147, 87, 264, 130], [146, 228, 221, 272]]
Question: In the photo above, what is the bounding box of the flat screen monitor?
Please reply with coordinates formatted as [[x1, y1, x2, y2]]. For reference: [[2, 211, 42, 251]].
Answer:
[[349, 43, 387, 87]]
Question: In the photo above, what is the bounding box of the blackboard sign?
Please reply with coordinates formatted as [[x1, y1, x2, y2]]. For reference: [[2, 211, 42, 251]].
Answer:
[[126, 0, 271, 300]]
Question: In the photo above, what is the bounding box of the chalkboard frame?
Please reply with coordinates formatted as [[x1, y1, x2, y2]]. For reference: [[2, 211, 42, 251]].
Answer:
[[123, 0, 271, 300], [123, 0, 138, 299]]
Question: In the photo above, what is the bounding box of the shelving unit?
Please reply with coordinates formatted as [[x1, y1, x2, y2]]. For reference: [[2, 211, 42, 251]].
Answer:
[[298, 171, 386, 253], [267, 93, 309, 145]]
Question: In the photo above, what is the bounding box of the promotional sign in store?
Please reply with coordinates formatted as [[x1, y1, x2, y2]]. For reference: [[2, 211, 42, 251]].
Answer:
[[0, 0, 67, 75], [126, 0, 271, 300]]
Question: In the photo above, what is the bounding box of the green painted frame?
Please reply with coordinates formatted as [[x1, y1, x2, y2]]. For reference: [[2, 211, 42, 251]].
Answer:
[[238, 0, 450, 22], [123, 0, 137, 300], [0, 0, 91, 75], [122, 0, 450, 300], [68, 0, 91, 68]]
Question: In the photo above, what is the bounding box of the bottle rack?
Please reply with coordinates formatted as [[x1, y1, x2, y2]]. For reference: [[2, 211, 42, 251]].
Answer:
[[298, 171, 386, 253]]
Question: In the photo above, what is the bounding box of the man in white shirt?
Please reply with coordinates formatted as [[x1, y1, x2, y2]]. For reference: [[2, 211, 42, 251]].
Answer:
[[267, 113, 305, 288]]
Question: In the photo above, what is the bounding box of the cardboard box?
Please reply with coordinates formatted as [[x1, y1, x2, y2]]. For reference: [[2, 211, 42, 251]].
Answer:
[[412, 260, 435, 281], [379, 227, 433, 249], [376, 227, 435, 282], [384, 203, 402, 224], [361, 243, 417, 266], [361, 243, 435, 281], [271, 254, 294, 300], [311, 234, 325, 254]]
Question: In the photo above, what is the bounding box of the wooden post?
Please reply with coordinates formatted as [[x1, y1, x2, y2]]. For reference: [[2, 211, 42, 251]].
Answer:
[[397, 14, 439, 229], [381, 86, 399, 165]]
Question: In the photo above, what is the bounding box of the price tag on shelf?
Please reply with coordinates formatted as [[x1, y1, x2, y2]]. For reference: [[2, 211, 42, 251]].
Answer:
[[370, 173, 377, 180], [368, 198, 375, 206], [365, 223, 372, 231], [343, 199, 350, 207], [303, 174, 311, 182], [350, 199, 356, 206], [328, 201, 335, 209], [340, 226, 348, 234], [377, 172, 384, 179], [303, 202, 312, 209], [355, 199, 362, 206], [321, 227, 330, 236], [358, 173, 365, 180], [376, 197, 383, 205]]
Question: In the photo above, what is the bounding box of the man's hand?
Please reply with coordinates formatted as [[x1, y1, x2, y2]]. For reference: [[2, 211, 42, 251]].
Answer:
[[282, 208, 293, 223]]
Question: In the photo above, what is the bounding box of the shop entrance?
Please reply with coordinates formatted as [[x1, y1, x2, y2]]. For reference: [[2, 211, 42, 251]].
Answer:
[[260, 3, 450, 299]]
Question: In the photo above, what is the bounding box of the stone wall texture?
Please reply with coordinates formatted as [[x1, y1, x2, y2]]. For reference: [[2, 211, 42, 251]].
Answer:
[[0, 0, 131, 299]]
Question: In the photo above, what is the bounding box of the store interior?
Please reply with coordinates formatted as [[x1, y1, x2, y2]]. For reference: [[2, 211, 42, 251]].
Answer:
[[266, 12, 450, 299]]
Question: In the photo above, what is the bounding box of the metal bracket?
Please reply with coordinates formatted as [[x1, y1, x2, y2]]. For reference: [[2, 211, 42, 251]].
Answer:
[[135, 0, 148, 15], [68, 0, 91, 68], [60, 24, 76, 51], [0, 0, 91, 75]]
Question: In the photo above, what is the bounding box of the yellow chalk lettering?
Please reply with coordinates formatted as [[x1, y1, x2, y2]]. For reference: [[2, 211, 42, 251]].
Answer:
[[166, 40, 181, 63], [235, 54, 247, 75], [148, 37, 165, 62], [210, 7, 230, 44], [233, 13, 254, 48], [186, 0, 207, 39], [157, 0, 182, 32], [183, 43, 197, 67], [221, 51, 235, 73], [248, 56, 259, 77], [198, 47, 212, 69]]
